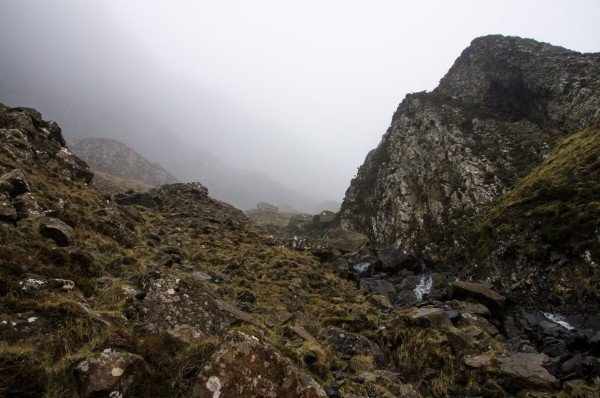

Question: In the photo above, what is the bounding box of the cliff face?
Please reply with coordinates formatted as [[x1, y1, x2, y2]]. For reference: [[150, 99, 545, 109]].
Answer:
[[337, 36, 600, 263]]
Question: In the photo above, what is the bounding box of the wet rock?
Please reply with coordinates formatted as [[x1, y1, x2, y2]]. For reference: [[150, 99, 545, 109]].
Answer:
[[38, 217, 75, 246], [74, 348, 147, 398], [376, 245, 420, 273], [0, 169, 30, 197], [447, 281, 506, 313], [190, 331, 327, 398], [359, 278, 396, 300], [323, 327, 388, 368], [495, 353, 559, 393]]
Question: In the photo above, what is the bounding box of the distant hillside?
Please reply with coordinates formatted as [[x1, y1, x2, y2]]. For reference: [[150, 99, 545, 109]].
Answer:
[[70, 138, 178, 189]]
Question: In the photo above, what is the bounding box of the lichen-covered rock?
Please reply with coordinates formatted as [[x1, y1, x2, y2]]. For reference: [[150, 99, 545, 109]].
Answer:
[[38, 217, 75, 246], [131, 273, 231, 337], [74, 348, 147, 398], [13, 192, 43, 219], [190, 331, 327, 398]]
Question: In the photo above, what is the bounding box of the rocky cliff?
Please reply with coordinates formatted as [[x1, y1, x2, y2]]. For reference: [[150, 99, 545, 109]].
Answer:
[[337, 35, 600, 266], [70, 137, 178, 190]]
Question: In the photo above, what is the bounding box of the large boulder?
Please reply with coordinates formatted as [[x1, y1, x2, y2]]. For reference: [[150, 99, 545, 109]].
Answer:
[[0, 169, 30, 198], [190, 331, 327, 398], [495, 353, 559, 393], [74, 349, 147, 398], [38, 217, 75, 246], [447, 281, 506, 313], [324, 228, 369, 253]]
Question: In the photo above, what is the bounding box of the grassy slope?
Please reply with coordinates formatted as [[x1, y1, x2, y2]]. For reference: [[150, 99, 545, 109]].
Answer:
[[468, 126, 600, 308]]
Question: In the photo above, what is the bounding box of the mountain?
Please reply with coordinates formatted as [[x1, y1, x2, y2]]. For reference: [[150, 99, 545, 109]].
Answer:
[[0, 0, 336, 212], [337, 35, 600, 257], [70, 138, 178, 190]]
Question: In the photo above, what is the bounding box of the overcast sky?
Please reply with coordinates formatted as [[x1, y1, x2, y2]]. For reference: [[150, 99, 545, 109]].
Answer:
[[102, 0, 600, 200], [3, 1, 600, 204]]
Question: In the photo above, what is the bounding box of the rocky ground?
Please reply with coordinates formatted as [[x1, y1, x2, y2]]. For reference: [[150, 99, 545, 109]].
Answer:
[[2, 105, 599, 397]]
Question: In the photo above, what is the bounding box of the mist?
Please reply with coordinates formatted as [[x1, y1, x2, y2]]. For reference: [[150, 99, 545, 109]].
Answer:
[[1, 0, 599, 211]]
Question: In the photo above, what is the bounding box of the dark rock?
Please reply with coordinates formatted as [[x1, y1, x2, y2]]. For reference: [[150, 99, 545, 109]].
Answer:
[[264, 311, 293, 328], [542, 337, 567, 358], [445, 309, 461, 322], [115, 192, 158, 208], [190, 331, 327, 398], [376, 245, 420, 273], [235, 290, 257, 303], [153, 252, 174, 266], [410, 307, 453, 329], [447, 281, 506, 313], [74, 348, 147, 398], [331, 257, 350, 278], [359, 278, 397, 300], [323, 327, 388, 367], [0, 169, 30, 197], [38, 217, 74, 246]]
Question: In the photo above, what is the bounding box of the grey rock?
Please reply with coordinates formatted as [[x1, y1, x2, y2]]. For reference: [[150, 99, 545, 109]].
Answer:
[[38, 217, 75, 246], [496, 352, 559, 393], [323, 327, 388, 368], [447, 281, 506, 313], [359, 278, 397, 300], [0, 169, 30, 198], [13, 192, 43, 219]]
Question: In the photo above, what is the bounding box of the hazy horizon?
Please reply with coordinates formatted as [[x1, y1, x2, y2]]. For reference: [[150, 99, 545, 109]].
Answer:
[[1, 0, 599, 207]]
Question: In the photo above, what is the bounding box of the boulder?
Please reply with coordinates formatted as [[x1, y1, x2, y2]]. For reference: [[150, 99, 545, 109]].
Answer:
[[190, 331, 327, 398], [323, 327, 387, 367], [13, 192, 43, 219], [447, 281, 506, 313], [410, 307, 453, 329], [376, 245, 420, 273], [0, 169, 30, 197], [115, 192, 157, 208], [38, 217, 75, 246], [74, 348, 147, 398], [359, 278, 396, 300], [495, 353, 559, 393], [257, 201, 278, 212]]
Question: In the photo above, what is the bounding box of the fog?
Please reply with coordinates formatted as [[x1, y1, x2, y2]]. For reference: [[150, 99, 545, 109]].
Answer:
[[1, 0, 599, 211]]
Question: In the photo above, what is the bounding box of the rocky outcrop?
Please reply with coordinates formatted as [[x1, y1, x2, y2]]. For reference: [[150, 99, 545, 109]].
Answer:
[[336, 35, 600, 263]]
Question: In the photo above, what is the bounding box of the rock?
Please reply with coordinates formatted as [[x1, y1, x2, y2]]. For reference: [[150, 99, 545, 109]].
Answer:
[[359, 278, 397, 300], [376, 245, 420, 273], [495, 353, 559, 393], [447, 281, 506, 313], [38, 217, 75, 246], [542, 337, 567, 358], [562, 379, 597, 396], [464, 354, 492, 369], [331, 257, 350, 278], [352, 262, 373, 277], [324, 227, 369, 253], [74, 348, 147, 398], [264, 311, 293, 328], [0, 193, 17, 222], [153, 252, 174, 266], [447, 300, 491, 318], [131, 274, 231, 336], [215, 299, 262, 328], [456, 312, 499, 336], [0, 169, 30, 197], [115, 192, 158, 208], [166, 325, 206, 347], [12, 192, 43, 219], [323, 327, 388, 368], [410, 307, 453, 329], [190, 331, 327, 398]]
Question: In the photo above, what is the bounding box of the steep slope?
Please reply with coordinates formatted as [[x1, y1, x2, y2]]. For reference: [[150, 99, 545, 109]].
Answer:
[[466, 126, 600, 312], [70, 138, 178, 189], [337, 35, 600, 264]]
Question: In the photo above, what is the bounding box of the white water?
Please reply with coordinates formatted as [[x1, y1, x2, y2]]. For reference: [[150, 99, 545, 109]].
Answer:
[[414, 275, 433, 301], [542, 312, 575, 330]]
